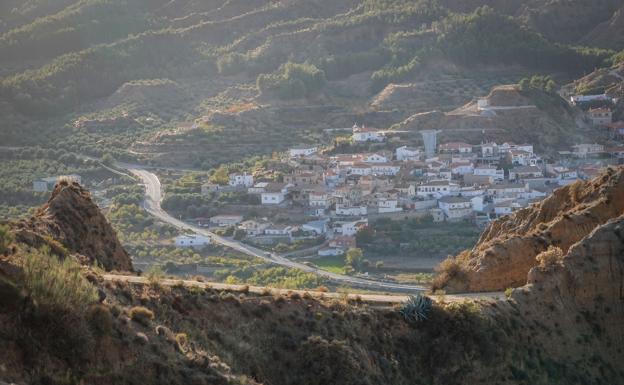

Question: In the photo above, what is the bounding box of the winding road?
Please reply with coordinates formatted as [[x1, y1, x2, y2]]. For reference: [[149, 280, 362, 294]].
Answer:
[[126, 166, 429, 293]]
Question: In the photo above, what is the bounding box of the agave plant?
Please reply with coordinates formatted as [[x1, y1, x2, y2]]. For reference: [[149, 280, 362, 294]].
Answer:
[[399, 294, 432, 323]]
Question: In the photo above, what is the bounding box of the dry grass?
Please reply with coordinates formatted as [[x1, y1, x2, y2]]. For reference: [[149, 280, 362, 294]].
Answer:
[[431, 256, 467, 291], [129, 306, 155, 326], [536, 246, 564, 268], [21, 245, 98, 312]]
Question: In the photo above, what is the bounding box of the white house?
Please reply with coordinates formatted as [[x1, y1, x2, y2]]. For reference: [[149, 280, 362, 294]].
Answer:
[[438, 142, 473, 154], [494, 200, 518, 217], [487, 183, 528, 198], [349, 163, 373, 176], [450, 162, 474, 176], [302, 220, 328, 235], [438, 196, 473, 221], [309, 191, 330, 208], [396, 146, 421, 161], [335, 205, 367, 216], [471, 195, 485, 212], [229, 172, 254, 187], [340, 220, 368, 236], [261, 183, 290, 205], [589, 107, 613, 126], [512, 144, 534, 154], [474, 166, 505, 181], [480, 142, 498, 157], [570, 94, 611, 104], [289, 146, 318, 158], [209, 215, 243, 227], [460, 186, 486, 197], [175, 234, 211, 248], [248, 182, 269, 194], [416, 180, 460, 198], [509, 165, 543, 180], [324, 170, 343, 186], [546, 165, 579, 185], [239, 220, 270, 236], [438, 169, 452, 180], [362, 153, 389, 163], [264, 225, 294, 237], [572, 143, 604, 158], [371, 163, 401, 176], [352, 125, 385, 142], [507, 150, 534, 166], [377, 198, 402, 213]]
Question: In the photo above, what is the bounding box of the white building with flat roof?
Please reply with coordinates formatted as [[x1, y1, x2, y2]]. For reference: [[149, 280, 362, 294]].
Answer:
[[175, 234, 211, 248], [289, 146, 318, 158], [396, 146, 421, 161], [229, 173, 254, 188], [438, 196, 473, 221], [416, 180, 460, 198]]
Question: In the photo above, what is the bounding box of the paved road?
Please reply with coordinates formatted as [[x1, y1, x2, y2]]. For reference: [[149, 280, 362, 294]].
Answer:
[[102, 274, 502, 305], [126, 167, 429, 293]]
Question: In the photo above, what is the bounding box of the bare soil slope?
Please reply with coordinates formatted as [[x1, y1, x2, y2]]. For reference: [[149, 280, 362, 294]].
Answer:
[[435, 166, 624, 293]]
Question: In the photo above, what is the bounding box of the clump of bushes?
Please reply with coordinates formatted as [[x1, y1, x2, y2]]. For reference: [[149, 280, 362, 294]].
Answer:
[[129, 306, 154, 326], [21, 246, 98, 312], [87, 304, 113, 338], [536, 246, 564, 268], [145, 265, 165, 287], [431, 256, 467, 291], [257, 62, 326, 99], [0, 225, 14, 255], [399, 294, 433, 323]]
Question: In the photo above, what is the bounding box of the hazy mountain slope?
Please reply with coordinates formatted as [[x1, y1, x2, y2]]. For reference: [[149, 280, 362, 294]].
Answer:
[[0, 0, 621, 169], [581, 5, 624, 49], [517, 0, 623, 46], [0, 0, 79, 33], [0, 0, 169, 64]]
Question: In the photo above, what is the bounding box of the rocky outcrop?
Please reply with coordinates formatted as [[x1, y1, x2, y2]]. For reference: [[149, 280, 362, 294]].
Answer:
[[13, 180, 132, 271], [511, 214, 624, 360], [436, 166, 624, 292]]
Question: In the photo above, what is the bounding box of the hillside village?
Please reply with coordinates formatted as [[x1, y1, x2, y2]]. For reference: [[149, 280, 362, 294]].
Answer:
[[30, 85, 624, 263], [185, 90, 624, 257]]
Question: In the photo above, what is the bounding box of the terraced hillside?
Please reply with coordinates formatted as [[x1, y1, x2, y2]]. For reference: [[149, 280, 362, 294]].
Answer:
[[1, 0, 623, 167]]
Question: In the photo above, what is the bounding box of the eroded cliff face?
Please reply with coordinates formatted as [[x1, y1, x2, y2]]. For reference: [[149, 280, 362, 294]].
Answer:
[[437, 166, 624, 292], [12, 180, 132, 271], [510, 214, 624, 363]]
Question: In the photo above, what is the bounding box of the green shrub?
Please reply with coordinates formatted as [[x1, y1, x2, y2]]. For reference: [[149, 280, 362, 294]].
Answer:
[[257, 62, 326, 99], [87, 304, 113, 338], [0, 225, 13, 255], [129, 306, 154, 326], [504, 287, 513, 299], [21, 246, 98, 312], [399, 294, 432, 323], [145, 265, 165, 287]]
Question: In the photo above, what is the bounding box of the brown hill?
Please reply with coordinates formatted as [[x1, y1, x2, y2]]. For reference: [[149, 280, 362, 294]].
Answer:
[[11, 179, 132, 271], [434, 166, 624, 293], [393, 84, 605, 152], [0, 183, 623, 384]]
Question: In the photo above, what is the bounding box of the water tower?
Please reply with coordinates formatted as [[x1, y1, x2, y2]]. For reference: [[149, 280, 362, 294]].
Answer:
[[421, 130, 439, 158]]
